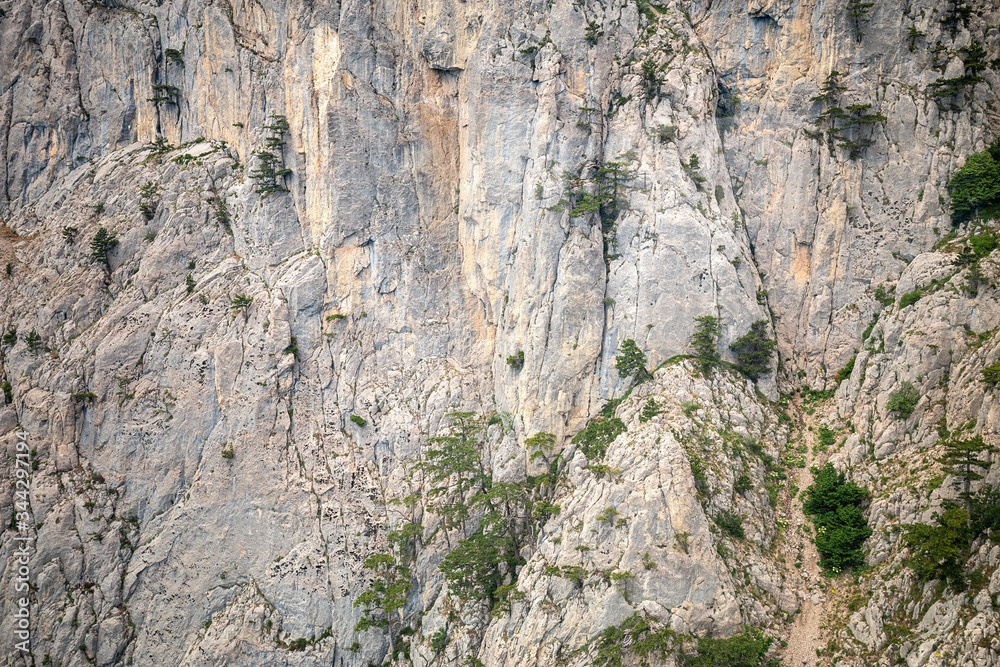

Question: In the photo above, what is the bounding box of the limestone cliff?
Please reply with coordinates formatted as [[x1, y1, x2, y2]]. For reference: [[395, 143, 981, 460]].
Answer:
[[0, 0, 998, 665]]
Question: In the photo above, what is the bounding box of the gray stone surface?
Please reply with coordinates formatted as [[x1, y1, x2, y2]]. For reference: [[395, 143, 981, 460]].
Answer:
[[0, 0, 998, 665]]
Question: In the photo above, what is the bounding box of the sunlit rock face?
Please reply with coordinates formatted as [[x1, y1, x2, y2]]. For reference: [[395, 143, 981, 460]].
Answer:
[[0, 0, 998, 665]]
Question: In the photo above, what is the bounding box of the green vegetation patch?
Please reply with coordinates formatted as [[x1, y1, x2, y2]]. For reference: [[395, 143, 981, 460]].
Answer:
[[591, 613, 779, 667], [947, 139, 1000, 223], [887, 382, 920, 419], [572, 402, 626, 461], [803, 463, 871, 573], [730, 320, 777, 381]]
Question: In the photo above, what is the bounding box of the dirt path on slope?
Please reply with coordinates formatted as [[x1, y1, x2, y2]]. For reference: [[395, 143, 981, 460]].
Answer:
[[779, 399, 831, 667]]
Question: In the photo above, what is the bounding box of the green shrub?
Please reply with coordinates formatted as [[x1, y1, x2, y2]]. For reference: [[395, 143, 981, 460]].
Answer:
[[734, 474, 752, 494], [640, 59, 662, 101], [62, 226, 78, 244], [903, 506, 969, 589], [25, 330, 44, 355], [185, 274, 195, 294], [834, 354, 856, 383], [590, 614, 780, 667], [506, 350, 524, 371], [591, 613, 676, 667], [689, 455, 709, 496], [573, 412, 626, 460], [887, 382, 920, 418], [816, 426, 836, 451], [690, 315, 721, 374], [803, 463, 871, 572], [430, 628, 447, 655], [615, 339, 650, 383], [730, 319, 776, 380], [283, 336, 299, 359], [1, 379, 11, 404], [2, 326, 16, 347], [899, 289, 922, 309], [651, 124, 678, 143], [982, 360, 1000, 387], [682, 628, 781, 667], [350, 414, 367, 427], [873, 284, 894, 306], [221, 445, 234, 459], [713, 511, 744, 539], [947, 140, 1000, 223], [861, 319, 876, 341], [89, 227, 119, 269], [969, 229, 998, 257], [639, 398, 661, 422]]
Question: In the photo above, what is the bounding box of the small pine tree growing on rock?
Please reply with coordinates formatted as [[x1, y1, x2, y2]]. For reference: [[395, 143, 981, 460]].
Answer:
[[730, 320, 777, 381], [947, 141, 1000, 223], [229, 294, 253, 319], [353, 552, 412, 655], [25, 329, 44, 355], [982, 360, 1000, 387], [937, 435, 996, 519], [690, 315, 721, 374], [89, 227, 119, 269], [615, 339, 650, 384], [903, 506, 970, 589], [846, 0, 874, 42]]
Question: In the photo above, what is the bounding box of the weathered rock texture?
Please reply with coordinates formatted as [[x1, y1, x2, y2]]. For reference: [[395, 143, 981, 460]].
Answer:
[[0, 0, 998, 665]]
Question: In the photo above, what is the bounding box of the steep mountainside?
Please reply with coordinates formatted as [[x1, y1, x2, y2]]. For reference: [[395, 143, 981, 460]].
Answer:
[[1, 0, 998, 666]]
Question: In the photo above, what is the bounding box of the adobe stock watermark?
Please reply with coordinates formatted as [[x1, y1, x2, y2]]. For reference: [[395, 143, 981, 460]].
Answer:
[[11, 429, 33, 653]]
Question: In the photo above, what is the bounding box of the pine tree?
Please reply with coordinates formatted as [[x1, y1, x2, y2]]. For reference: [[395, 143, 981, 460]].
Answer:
[[810, 71, 848, 145], [803, 463, 872, 572], [811, 70, 847, 106], [353, 551, 412, 654], [903, 506, 970, 588], [89, 227, 119, 269], [25, 329, 44, 355], [947, 147, 1000, 222], [690, 315, 722, 374], [730, 320, 777, 381], [615, 339, 650, 384], [937, 435, 997, 519], [415, 412, 488, 538], [846, 0, 874, 42], [229, 294, 253, 318], [250, 114, 292, 194], [838, 103, 887, 159]]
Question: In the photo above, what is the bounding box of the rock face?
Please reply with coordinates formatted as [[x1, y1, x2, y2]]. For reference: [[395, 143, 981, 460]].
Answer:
[[0, 0, 998, 666]]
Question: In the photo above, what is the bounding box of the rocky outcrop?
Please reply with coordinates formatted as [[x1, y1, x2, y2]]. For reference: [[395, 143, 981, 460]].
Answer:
[[697, 0, 1000, 386]]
